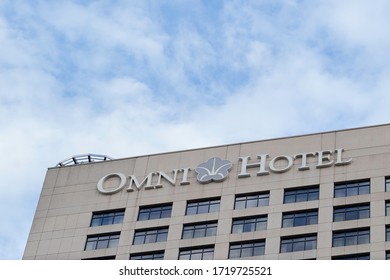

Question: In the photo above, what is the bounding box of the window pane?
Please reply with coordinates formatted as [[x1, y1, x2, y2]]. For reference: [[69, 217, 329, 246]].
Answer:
[[186, 206, 197, 215], [232, 224, 243, 234], [280, 243, 292, 253], [179, 254, 190, 260], [307, 215, 318, 225], [149, 211, 161, 220], [108, 238, 119, 248], [345, 210, 358, 220], [209, 203, 220, 213], [91, 210, 125, 227], [203, 251, 214, 260], [193, 228, 204, 238], [334, 188, 345, 198], [91, 219, 101, 227], [256, 220, 267, 230], [133, 236, 145, 245], [254, 244, 265, 256], [85, 241, 96, 251], [294, 216, 306, 227], [284, 195, 295, 204], [138, 212, 149, 221], [346, 187, 358, 197], [229, 248, 241, 259], [308, 191, 319, 201], [161, 209, 171, 218], [360, 185, 370, 195], [283, 218, 294, 228], [295, 193, 307, 202], [258, 197, 269, 206], [246, 198, 258, 208], [96, 239, 109, 249], [360, 208, 370, 219], [206, 226, 217, 236], [156, 232, 168, 242], [113, 215, 124, 224], [235, 200, 246, 209]]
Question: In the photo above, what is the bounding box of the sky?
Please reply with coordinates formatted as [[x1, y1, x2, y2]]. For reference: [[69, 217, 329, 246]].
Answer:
[[1, 0, 390, 259]]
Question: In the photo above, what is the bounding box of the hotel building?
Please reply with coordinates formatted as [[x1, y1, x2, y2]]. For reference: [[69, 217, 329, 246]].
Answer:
[[23, 124, 390, 260]]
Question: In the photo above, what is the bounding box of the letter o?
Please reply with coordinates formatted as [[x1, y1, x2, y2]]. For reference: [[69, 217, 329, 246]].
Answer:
[[97, 173, 127, 194], [269, 155, 294, 173]]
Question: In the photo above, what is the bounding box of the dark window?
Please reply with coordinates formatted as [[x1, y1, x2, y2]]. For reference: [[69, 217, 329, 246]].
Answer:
[[82, 255, 116, 260], [138, 204, 172, 221], [282, 209, 318, 228], [386, 177, 390, 192], [130, 251, 165, 260], [85, 232, 120, 250], [386, 226, 390, 241], [334, 180, 370, 198], [280, 234, 317, 253], [178, 246, 214, 260], [332, 228, 370, 247], [386, 251, 390, 260], [333, 204, 370, 222], [332, 253, 370, 260], [90, 209, 125, 227], [229, 240, 265, 259], [386, 201, 390, 216], [232, 216, 267, 233], [186, 198, 220, 215], [284, 186, 319, 204], [182, 222, 217, 239], [234, 192, 269, 209], [133, 227, 168, 245]]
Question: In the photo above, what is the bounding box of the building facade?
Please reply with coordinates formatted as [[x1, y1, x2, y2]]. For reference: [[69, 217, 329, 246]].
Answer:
[[23, 124, 390, 260]]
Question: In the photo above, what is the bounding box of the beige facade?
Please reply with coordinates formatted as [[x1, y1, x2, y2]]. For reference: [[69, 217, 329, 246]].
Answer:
[[23, 124, 390, 260]]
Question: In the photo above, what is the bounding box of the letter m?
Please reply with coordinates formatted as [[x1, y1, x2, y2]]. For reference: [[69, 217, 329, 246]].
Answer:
[[126, 173, 154, 192]]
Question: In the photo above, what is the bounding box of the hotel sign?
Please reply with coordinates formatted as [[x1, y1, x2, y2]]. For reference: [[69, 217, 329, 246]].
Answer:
[[97, 148, 352, 194]]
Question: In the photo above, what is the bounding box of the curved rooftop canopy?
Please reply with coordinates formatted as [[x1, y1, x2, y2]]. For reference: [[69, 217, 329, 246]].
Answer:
[[56, 154, 113, 167]]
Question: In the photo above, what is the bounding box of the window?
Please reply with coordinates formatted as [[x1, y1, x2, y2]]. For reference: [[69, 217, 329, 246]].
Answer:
[[332, 228, 370, 247], [130, 251, 164, 260], [232, 216, 267, 233], [284, 186, 319, 204], [85, 232, 120, 250], [386, 177, 390, 192], [229, 240, 265, 259], [282, 209, 318, 228], [83, 255, 116, 260], [334, 180, 370, 198], [280, 234, 317, 253], [179, 246, 214, 260], [133, 227, 168, 245], [138, 204, 172, 221], [386, 226, 390, 241], [386, 251, 390, 260], [90, 209, 125, 227], [186, 198, 220, 215], [182, 222, 217, 239], [333, 204, 370, 222], [332, 253, 370, 260], [234, 192, 269, 209], [386, 201, 390, 216]]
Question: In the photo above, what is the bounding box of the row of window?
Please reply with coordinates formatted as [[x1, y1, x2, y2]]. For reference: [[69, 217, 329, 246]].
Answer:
[[86, 225, 390, 251], [86, 250, 390, 260], [90, 202, 379, 234], [87, 252, 375, 260], [91, 179, 384, 227], [85, 225, 390, 259]]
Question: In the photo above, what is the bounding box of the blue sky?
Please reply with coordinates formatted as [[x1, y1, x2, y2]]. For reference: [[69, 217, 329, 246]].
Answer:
[[1, 0, 390, 259]]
